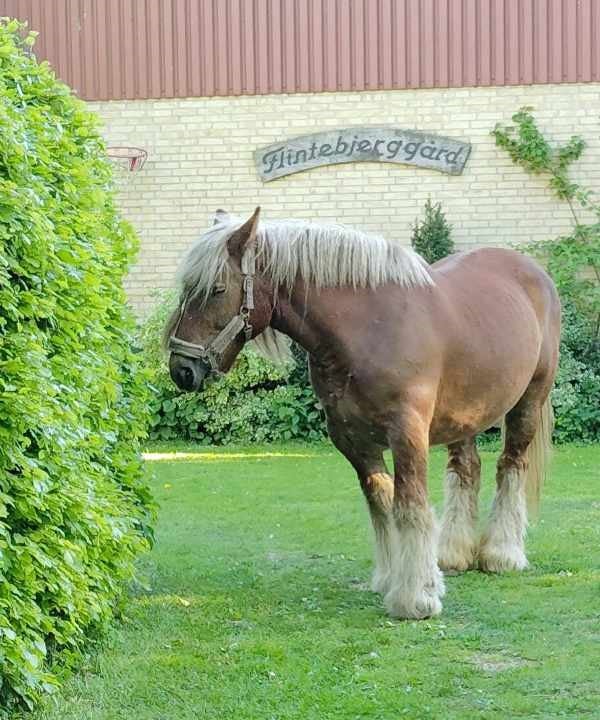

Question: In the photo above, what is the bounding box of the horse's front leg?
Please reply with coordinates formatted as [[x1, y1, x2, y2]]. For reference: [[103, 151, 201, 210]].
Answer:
[[385, 415, 445, 619], [327, 424, 394, 595]]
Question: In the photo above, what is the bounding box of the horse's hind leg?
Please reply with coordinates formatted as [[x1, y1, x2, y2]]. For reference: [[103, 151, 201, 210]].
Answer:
[[478, 380, 550, 572], [438, 437, 481, 572]]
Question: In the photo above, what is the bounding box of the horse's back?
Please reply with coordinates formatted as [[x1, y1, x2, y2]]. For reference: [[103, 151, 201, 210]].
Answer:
[[432, 246, 551, 287], [431, 247, 560, 330]]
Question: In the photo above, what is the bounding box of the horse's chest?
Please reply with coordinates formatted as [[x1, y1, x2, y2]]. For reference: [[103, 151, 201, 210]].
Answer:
[[315, 374, 360, 416], [311, 367, 389, 439]]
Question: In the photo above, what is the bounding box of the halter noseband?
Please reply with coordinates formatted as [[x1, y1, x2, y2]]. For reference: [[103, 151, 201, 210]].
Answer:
[[167, 246, 256, 372]]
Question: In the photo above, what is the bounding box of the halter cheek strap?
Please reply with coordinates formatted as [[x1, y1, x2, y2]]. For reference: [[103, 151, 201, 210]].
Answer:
[[167, 246, 255, 372]]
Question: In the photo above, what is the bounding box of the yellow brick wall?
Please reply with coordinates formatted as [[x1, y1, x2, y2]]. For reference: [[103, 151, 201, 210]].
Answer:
[[89, 83, 600, 315]]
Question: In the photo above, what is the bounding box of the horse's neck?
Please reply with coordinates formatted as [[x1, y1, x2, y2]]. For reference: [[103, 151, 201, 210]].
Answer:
[[271, 283, 351, 365]]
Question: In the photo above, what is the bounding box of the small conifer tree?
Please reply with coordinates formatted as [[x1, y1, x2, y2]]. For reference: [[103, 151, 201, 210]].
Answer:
[[411, 198, 455, 263]]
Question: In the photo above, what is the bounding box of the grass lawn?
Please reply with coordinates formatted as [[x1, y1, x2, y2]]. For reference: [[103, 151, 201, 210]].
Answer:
[[32, 443, 600, 720]]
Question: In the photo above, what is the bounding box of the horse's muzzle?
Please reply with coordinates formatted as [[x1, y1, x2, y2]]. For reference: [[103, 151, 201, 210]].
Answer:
[[169, 354, 210, 392]]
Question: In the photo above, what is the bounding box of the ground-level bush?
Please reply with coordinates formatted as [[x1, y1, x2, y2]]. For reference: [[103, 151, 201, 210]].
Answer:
[[145, 280, 597, 446], [551, 303, 600, 443], [0, 21, 152, 710]]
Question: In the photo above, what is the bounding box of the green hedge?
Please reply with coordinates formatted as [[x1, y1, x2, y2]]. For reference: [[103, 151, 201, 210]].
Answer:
[[141, 292, 326, 444], [0, 21, 152, 710]]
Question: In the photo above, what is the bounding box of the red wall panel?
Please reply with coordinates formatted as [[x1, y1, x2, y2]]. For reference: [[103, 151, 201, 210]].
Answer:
[[0, 0, 597, 100]]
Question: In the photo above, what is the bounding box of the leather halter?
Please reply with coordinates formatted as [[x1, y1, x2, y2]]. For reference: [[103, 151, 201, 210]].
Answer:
[[167, 246, 255, 372]]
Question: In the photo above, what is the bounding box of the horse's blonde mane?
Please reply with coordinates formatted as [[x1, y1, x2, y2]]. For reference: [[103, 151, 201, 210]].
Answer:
[[176, 214, 433, 364]]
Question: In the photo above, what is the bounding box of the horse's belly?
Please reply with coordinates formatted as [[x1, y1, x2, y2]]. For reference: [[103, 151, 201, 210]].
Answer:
[[429, 409, 504, 446], [429, 352, 537, 445]]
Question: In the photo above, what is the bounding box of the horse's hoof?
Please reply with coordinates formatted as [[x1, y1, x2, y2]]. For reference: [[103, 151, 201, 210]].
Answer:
[[384, 587, 443, 620], [478, 543, 528, 573], [438, 549, 476, 574], [438, 524, 478, 574]]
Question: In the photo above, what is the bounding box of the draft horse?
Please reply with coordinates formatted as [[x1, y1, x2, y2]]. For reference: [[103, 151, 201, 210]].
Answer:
[[166, 208, 560, 619]]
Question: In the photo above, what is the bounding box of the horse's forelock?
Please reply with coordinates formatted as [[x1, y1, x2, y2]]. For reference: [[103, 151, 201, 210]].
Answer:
[[175, 219, 240, 308]]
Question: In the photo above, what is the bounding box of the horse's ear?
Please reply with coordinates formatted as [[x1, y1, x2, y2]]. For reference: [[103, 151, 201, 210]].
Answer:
[[213, 208, 229, 225], [227, 207, 260, 260]]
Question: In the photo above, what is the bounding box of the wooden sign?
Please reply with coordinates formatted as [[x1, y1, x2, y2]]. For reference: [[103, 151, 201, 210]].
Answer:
[[255, 127, 471, 181]]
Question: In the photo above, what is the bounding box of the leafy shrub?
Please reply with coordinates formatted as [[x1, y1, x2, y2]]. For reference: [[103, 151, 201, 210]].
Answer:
[[411, 198, 455, 263], [0, 20, 152, 710], [551, 303, 600, 443], [493, 108, 600, 442], [140, 292, 326, 444]]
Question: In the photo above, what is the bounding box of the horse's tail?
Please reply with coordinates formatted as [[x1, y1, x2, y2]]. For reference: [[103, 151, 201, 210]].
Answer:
[[524, 396, 554, 515], [500, 395, 553, 515]]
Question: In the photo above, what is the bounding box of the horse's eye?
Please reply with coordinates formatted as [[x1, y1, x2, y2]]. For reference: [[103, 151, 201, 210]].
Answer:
[[212, 283, 226, 296]]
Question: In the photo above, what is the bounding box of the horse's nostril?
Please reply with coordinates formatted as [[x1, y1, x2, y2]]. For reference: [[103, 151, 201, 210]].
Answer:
[[176, 365, 196, 390], [170, 355, 210, 392], [181, 366, 193, 386], [170, 359, 198, 391]]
